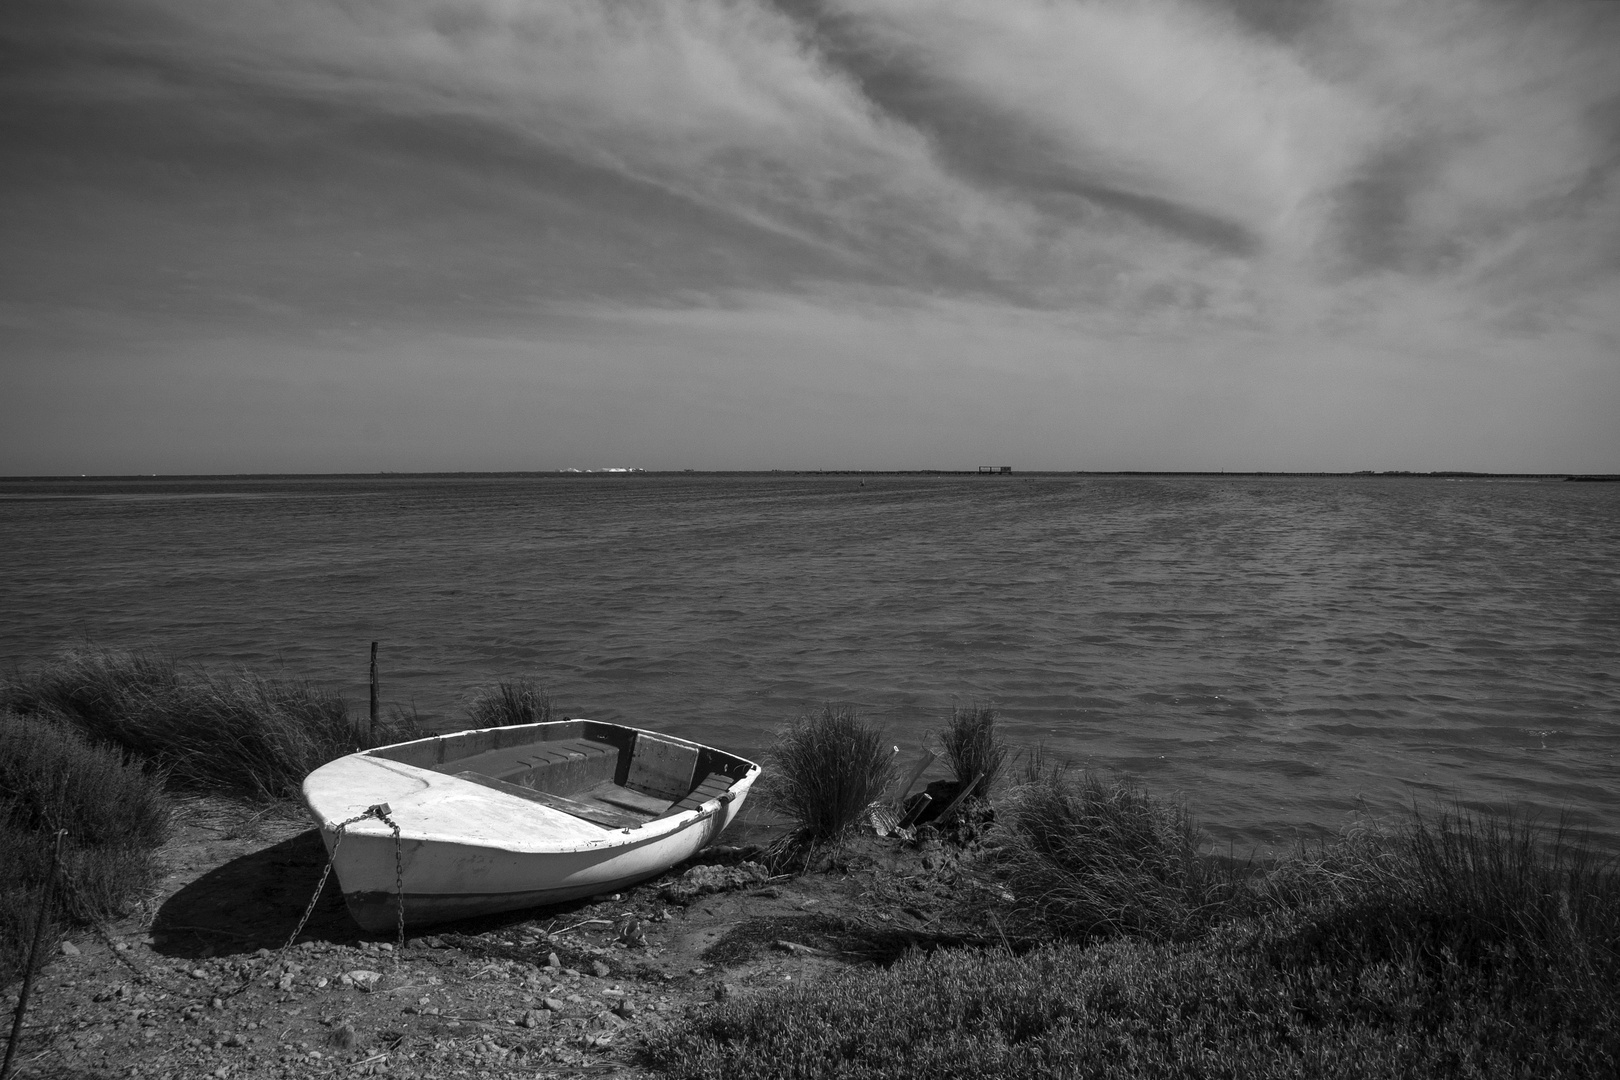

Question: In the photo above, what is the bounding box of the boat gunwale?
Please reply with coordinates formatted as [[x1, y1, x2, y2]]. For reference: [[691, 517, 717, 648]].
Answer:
[[303, 718, 761, 856]]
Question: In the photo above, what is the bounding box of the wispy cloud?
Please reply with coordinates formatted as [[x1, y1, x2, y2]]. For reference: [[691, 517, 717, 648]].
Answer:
[[1, 0, 1615, 471]]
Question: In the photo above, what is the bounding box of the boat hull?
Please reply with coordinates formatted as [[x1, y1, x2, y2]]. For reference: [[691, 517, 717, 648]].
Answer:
[[301, 719, 760, 932]]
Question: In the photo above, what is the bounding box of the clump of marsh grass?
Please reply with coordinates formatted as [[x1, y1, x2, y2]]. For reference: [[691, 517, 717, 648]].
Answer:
[[936, 701, 1009, 801], [466, 678, 553, 728], [982, 761, 1239, 941], [0, 648, 418, 799], [1, 710, 172, 987], [1250, 807, 1620, 1017], [763, 705, 897, 851]]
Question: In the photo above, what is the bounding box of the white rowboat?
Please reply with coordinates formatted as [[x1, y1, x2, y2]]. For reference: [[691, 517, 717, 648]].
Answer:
[[301, 719, 761, 932]]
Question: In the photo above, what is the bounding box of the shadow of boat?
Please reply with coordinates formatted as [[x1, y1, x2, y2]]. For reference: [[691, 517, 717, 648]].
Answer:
[[149, 828, 619, 959], [150, 829, 363, 959]]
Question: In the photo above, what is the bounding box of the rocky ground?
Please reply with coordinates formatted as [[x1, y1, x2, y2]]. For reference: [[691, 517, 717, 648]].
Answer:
[[3, 800, 990, 1080]]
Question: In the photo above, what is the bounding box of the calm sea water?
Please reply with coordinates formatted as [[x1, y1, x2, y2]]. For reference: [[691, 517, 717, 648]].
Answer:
[[3, 473, 1617, 852]]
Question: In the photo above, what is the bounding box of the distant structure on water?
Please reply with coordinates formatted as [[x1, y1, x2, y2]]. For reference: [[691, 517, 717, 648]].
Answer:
[[978, 466, 1013, 474]]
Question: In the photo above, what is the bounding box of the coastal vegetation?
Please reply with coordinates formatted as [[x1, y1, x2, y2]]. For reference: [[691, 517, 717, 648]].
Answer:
[[937, 702, 1009, 801], [0, 648, 413, 800], [4, 649, 1616, 1077], [979, 761, 1239, 941], [762, 704, 897, 847], [465, 677, 553, 729], [648, 768, 1620, 1079], [0, 649, 412, 988], [0, 710, 172, 985]]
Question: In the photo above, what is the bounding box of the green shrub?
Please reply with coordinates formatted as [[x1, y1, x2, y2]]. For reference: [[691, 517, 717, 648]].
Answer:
[[1, 711, 172, 987], [466, 678, 552, 728], [763, 705, 897, 846], [937, 702, 1009, 799], [1, 648, 418, 799]]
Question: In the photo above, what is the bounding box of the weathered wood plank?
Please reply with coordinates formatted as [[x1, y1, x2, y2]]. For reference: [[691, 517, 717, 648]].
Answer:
[[452, 771, 643, 830]]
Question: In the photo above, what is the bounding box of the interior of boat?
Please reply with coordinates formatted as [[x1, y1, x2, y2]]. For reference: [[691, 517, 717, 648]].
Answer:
[[367, 720, 753, 830]]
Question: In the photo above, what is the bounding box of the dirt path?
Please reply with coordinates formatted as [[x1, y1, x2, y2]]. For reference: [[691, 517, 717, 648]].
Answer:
[[3, 801, 978, 1080]]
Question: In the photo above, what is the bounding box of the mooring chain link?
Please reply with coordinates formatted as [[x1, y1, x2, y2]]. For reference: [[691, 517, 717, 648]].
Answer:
[[212, 804, 405, 1002], [280, 803, 402, 955], [372, 803, 408, 958]]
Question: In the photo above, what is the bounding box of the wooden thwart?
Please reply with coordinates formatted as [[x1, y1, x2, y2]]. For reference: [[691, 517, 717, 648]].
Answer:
[[453, 772, 645, 830]]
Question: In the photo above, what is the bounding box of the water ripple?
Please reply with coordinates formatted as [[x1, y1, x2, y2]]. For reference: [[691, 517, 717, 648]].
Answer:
[[2, 473, 1617, 853]]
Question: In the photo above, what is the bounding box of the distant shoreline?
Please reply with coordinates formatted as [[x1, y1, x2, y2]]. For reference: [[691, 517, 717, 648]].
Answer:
[[2, 470, 1615, 482]]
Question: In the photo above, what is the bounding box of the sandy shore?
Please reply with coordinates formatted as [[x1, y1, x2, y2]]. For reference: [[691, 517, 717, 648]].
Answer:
[[4, 801, 970, 1080]]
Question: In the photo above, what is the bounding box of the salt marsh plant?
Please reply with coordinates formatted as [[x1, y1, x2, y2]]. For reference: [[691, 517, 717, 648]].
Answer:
[[466, 678, 553, 728], [764, 705, 897, 846], [986, 766, 1238, 941], [0, 648, 417, 799], [1, 710, 172, 986], [650, 787, 1620, 1080], [936, 702, 1009, 799]]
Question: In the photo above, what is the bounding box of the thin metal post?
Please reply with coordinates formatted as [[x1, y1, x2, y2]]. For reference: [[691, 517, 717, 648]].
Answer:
[[369, 641, 379, 738]]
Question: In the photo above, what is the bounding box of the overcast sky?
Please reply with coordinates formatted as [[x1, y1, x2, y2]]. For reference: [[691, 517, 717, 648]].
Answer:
[[2, 0, 1616, 474]]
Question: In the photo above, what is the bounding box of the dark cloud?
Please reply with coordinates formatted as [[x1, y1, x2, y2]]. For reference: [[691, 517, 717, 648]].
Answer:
[[1329, 141, 1446, 275]]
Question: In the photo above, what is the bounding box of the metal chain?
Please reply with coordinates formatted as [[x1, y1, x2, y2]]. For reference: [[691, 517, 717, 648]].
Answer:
[[370, 804, 407, 957], [280, 805, 393, 953]]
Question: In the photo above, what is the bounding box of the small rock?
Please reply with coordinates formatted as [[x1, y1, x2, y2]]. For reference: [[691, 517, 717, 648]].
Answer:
[[613, 999, 638, 1019], [545, 952, 561, 970], [191, 968, 209, 979], [114, 942, 130, 953], [590, 961, 611, 978], [521, 1010, 545, 1029], [223, 1033, 246, 1048], [542, 998, 566, 1012], [659, 862, 769, 905], [277, 975, 295, 992], [210, 996, 224, 1010], [773, 940, 822, 956], [341, 970, 383, 991], [713, 983, 734, 1002], [58, 940, 80, 957]]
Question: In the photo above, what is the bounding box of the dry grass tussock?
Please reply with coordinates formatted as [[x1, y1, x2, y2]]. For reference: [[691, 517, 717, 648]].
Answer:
[[0, 648, 419, 799], [936, 702, 1009, 799], [981, 757, 1242, 941], [762, 704, 896, 850], [465, 678, 553, 729]]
